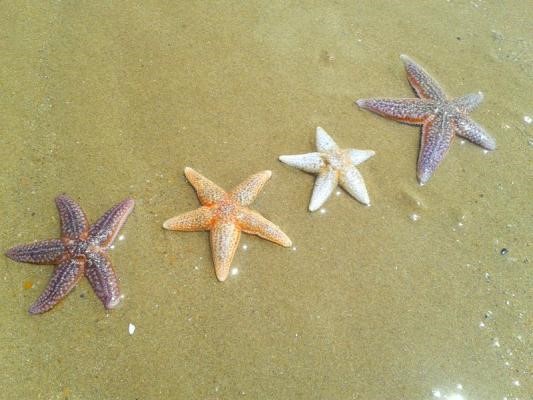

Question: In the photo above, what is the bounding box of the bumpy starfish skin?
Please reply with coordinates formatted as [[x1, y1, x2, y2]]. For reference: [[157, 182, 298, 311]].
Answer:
[[356, 54, 496, 185], [163, 168, 292, 281], [5, 195, 134, 314], [279, 127, 374, 211]]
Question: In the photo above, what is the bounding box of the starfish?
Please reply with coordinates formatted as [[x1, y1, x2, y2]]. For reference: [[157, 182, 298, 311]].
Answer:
[[163, 167, 292, 281], [356, 54, 496, 185], [5, 195, 135, 314], [279, 127, 375, 211]]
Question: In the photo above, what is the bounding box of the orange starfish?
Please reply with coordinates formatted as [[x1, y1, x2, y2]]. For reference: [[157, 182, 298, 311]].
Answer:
[[163, 167, 292, 281]]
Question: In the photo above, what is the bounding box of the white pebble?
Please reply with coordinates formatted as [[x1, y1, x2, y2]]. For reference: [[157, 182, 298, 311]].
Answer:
[[409, 213, 421, 222], [128, 323, 136, 335]]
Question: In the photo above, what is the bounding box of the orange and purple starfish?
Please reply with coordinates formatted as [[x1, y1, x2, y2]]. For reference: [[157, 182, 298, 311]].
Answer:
[[163, 167, 292, 281], [5, 195, 134, 314], [356, 55, 496, 185]]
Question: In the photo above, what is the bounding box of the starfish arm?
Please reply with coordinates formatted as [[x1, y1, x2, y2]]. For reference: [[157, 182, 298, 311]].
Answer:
[[400, 54, 446, 101], [5, 239, 66, 264], [344, 149, 375, 165], [229, 170, 272, 206], [316, 127, 339, 153], [417, 114, 455, 185], [453, 116, 496, 150], [28, 256, 85, 314], [279, 152, 325, 173], [309, 167, 338, 212], [163, 206, 215, 231], [88, 198, 135, 248], [339, 166, 371, 205], [85, 251, 121, 309], [356, 98, 434, 124], [452, 92, 484, 113], [55, 195, 89, 240], [210, 222, 241, 281], [184, 167, 226, 205], [237, 208, 292, 247], [279, 152, 326, 174]]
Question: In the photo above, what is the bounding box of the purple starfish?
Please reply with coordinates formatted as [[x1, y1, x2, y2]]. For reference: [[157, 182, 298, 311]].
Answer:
[[356, 55, 496, 185], [5, 195, 134, 314]]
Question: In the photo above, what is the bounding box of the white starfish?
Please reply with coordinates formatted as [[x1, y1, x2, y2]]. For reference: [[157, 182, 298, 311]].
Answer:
[[279, 127, 375, 211]]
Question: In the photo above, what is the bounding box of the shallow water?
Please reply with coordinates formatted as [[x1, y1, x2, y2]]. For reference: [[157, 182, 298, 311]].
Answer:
[[0, 1, 531, 399]]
